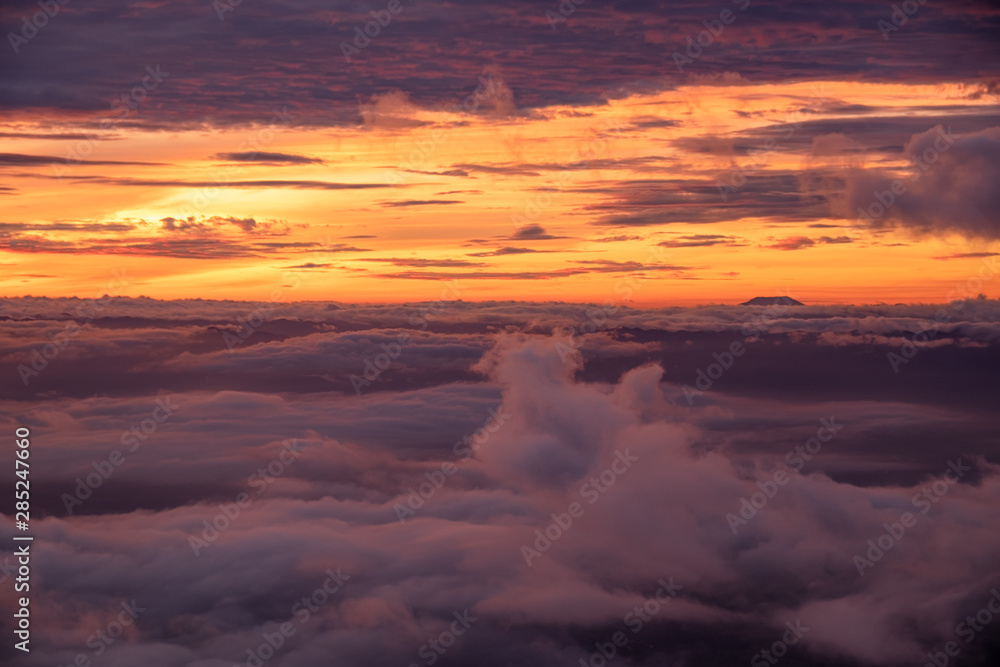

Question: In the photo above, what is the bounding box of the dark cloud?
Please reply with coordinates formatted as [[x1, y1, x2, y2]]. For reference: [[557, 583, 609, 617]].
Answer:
[[403, 169, 471, 177], [0, 1, 997, 129], [571, 259, 692, 273], [380, 199, 464, 207], [0, 221, 136, 233], [159, 215, 283, 234], [452, 163, 543, 177], [586, 175, 833, 227], [934, 252, 1000, 260], [658, 234, 747, 248], [0, 131, 117, 140], [764, 235, 853, 250], [359, 257, 485, 268], [844, 126, 1000, 239], [628, 116, 680, 129], [467, 247, 546, 257], [212, 151, 325, 164], [82, 177, 402, 190], [592, 235, 644, 243], [0, 152, 162, 166], [511, 224, 562, 240], [0, 219, 372, 258], [374, 269, 592, 280]]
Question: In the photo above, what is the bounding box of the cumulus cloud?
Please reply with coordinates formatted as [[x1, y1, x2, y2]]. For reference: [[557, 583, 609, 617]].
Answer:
[[846, 126, 1000, 238]]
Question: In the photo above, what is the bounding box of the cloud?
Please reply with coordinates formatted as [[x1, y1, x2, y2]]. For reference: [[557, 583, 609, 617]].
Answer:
[[82, 178, 401, 190], [658, 234, 746, 248], [933, 252, 1000, 260], [372, 269, 592, 280], [572, 259, 692, 274], [159, 215, 284, 234], [591, 235, 643, 243], [0, 131, 115, 140], [767, 236, 814, 250], [380, 200, 464, 208], [585, 175, 833, 228], [764, 235, 853, 250], [1, 1, 997, 128], [628, 117, 680, 130], [212, 151, 325, 164], [810, 132, 865, 156], [284, 262, 332, 269], [3, 301, 999, 666], [845, 126, 1000, 238], [0, 221, 136, 233], [0, 152, 161, 166], [511, 224, 560, 240], [0, 215, 373, 258], [360, 90, 427, 129], [467, 247, 545, 257], [358, 258, 485, 268]]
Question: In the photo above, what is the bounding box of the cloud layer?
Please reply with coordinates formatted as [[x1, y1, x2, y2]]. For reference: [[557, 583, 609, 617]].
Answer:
[[2, 297, 999, 665]]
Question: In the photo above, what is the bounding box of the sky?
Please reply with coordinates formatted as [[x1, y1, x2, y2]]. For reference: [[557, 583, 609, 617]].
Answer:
[[1, 0, 998, 305], [2, 2, 1000, 666]]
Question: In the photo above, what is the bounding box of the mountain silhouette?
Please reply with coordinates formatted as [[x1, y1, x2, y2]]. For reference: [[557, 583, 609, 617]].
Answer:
[[739, 296, 804, 306]]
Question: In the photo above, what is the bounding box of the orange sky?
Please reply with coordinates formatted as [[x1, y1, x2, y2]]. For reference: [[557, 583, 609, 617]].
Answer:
[[2, 80, 998, 305]]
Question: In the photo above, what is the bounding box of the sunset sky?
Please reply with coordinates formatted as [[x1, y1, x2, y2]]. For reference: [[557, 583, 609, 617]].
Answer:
[[2, 0, 997, 305], [3, 3, 1000, 667]]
